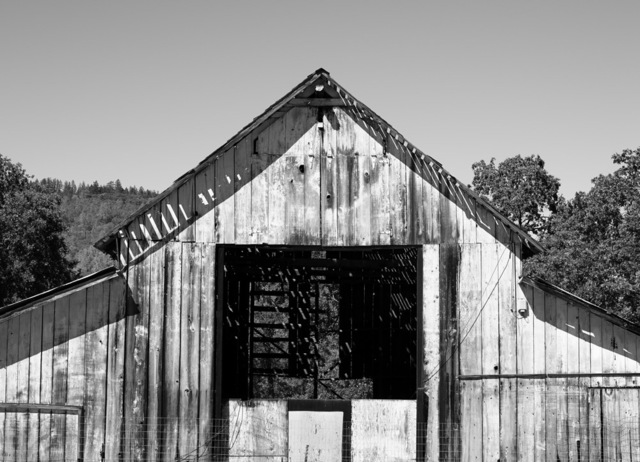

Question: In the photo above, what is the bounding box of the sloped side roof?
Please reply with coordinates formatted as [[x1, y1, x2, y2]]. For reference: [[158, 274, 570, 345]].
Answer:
[[94, 68, 544, 256]]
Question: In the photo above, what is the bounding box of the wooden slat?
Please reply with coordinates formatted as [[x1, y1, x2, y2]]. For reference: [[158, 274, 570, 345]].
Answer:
[[227, 400, 287, 460], [3, 316, 19, 461], [266, 117, 287, 243], [369, 127, 390, 245], [124, 258, 150, 462], [499, 378, 517, 461], [304, 109, 322, 245], [39, 302, 55, 461], [249, 151, 269, 244], [602, 388, 621, 461], [51, 297, 70, 462], [388, 135, 408, 245], [179, 243, 201, 458], [83, 280, 109, 462], [577, 306, 592, 457], [351, 400, 416, 462], [481, 244, 499, 376], [27, 307, 42, 462], [566, 303, 581, 461], [590, 314, 604, 387], [516, 378, 535, 462], [198, 244, 216, 462], [320, 108, 338, 246], [105, 277, 126, 462], [533, 377, 546, 462], [459, 244, 482, 376], [147, 247, 166, 462], [194, 161, 217, 243], [556, 298, 569, 460], [0, 320, 7, 459], [66, 289, 86, 461], [234, 136, 252, 244], [162, 242, 182, 461], [16, 312, 31, 461], [613, 324, 627, 386], [460, 380, 482, 462], [588, 388, 603, 461], [602, 319, 615, 387], [422, 245, 440, 461], [216, 147, 235, 244]]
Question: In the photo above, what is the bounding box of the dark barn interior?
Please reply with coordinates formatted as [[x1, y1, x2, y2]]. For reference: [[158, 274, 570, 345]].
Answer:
[[219, 246, 419, 402]]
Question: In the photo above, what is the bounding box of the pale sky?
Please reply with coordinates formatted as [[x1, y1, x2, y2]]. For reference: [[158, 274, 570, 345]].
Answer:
[[1, 1, 638, 198]]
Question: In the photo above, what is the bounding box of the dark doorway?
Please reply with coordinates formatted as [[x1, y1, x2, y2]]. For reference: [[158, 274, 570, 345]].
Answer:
[[217, 246, 419, 403]]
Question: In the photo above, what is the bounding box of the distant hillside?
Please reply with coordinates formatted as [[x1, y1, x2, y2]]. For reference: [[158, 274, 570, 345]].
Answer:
[[34, 178, 158, 275]]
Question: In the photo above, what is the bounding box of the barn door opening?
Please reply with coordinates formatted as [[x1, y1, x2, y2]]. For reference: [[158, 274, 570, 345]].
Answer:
[[216, 246, 419, 404]]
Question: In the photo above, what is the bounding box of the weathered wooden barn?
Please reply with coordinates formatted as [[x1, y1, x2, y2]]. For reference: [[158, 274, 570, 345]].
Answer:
[[1, 68, 640, 461]]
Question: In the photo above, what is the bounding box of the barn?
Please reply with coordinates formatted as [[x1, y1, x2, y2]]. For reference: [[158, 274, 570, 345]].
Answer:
[[1, 68, 639, 461]]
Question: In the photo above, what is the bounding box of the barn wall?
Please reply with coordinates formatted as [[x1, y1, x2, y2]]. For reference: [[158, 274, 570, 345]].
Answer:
[[448, 241, 640, 461], [0, 274, 125, 461], [118, 106, 518, 266]]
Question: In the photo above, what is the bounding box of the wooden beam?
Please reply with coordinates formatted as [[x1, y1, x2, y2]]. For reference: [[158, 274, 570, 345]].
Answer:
[[289, 98, 349, 107]]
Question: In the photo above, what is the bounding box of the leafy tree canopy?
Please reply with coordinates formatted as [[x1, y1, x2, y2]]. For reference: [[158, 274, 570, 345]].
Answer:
[[0, 155, 77, 306], [472, 155, 561, 235], [526, 148, 640, 322]]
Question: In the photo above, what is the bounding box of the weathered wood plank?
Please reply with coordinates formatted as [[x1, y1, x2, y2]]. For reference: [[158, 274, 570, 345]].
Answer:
[[388, 135, 408, 245], [613, 324, 627, 386], [566, 303, 580, 461], [602, 387, 620, 462], [577, 306, 591, 457], [483, 378, 500, 462], [351, 400, 416, 462], [422, 245, 440, 461], [177, 174, 196, 242], [4, 316, 19, 461], [227, 400, 287, 460], [460, 380, 482, 462], [249, 151, 269, 244], [105, 277, 126, 462], [602, 319, 615, 387], [266, 117, 287, 243], [162, 242, 182, 461], [124, 258, 150, 462], [289, 411, 343, 462], [146, 247, 165, 462], [66, 289, 86, 461], [516, 378, 535, 462], [498, 244, 516, 375], [234, 136, 252, 244], [533, 377, 546, 462], [198, 244, 216, 462], [179, 243, 201, 459], [0, 319, 7, 459], [481, 244, 499, 376], [16, 312, 31, 461], [27, 307, 42, 462], [39, 302, 55, 461], [303, 110, 322, 245], [83, 280, 109, 462], [216, 147, 235, 244], [459, 244, 482, 376], [194, 160, 217, 243], [590, 313, 604, 387], [499, 378, 517, 461], [556, 298, 569, 461], [369, 128, 390, 245], [51, 297, 70, 462], [588, 388, 603, 462], [320, 108, 339, 246]]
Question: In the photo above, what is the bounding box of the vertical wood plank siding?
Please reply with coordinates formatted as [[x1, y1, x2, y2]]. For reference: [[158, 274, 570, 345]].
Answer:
[[2, 102, 640, 461]]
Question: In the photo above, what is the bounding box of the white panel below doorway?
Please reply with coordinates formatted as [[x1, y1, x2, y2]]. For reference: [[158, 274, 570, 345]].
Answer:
[[288, 411, 343, 462]]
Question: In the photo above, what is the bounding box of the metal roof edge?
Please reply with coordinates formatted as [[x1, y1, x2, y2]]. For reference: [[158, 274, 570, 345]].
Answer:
[[0, 266, 118, 318], [520, 275, 640, 335]]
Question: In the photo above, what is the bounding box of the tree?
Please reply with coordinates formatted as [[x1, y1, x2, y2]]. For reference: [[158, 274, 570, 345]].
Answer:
[[472, 155, 561, 235], [526, 148, 640, 322], [0, 155, 77, 306]]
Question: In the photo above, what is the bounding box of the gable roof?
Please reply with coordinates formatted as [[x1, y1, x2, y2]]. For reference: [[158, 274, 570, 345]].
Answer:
[[94, 68, 544, 256]]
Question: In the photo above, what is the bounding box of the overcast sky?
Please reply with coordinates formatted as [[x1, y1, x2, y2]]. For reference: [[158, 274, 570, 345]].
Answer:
[[1, 1, 638, 198]]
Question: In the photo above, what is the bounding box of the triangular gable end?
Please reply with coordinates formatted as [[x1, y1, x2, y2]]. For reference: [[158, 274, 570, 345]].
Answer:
[[94, 68, 543, 266]]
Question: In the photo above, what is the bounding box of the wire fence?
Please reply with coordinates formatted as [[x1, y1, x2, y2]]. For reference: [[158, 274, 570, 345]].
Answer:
[[0, 413, 639, 460]]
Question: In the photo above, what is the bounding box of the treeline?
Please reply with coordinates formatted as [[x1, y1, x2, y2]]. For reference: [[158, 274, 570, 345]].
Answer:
[[33, 177, 158, 276], [35, 178, 156, 198]]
